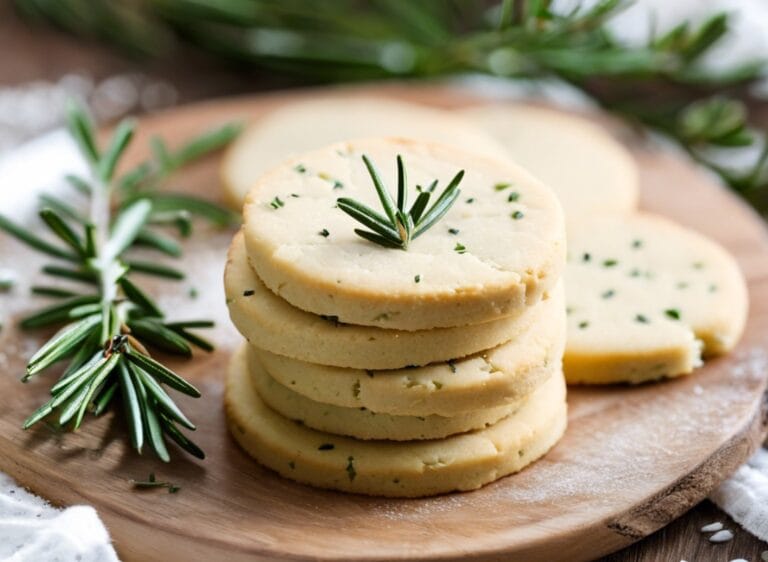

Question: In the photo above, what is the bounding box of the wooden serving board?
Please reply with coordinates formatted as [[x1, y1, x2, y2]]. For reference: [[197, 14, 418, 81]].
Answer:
[[0, 84, 767, 562]]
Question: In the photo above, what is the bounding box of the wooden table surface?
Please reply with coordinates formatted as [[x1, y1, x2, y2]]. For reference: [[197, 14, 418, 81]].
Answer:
[[2, 5, 767, 561]]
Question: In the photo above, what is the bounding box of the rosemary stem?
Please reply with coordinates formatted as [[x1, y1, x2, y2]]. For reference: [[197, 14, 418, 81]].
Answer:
[[89, 166, 119, 336]]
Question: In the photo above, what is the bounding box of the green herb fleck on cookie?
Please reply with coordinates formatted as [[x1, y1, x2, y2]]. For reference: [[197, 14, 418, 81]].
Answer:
[[269, 196, 284, 209], [454, 243, 467, 254], [319, 228, 330, 237], [414, 274, 421, 283], [321, 314, 340, 326], [448, 228, 459, 235], [603, 259, 618, 267], [294, 164, 306, 173], [243, 289, 255, 296], [346, 456, 357, 481], [635, 314, 650, 324], [665, 309, 681, 320], [494, 182, 511, 191], [511, 210, 524, 220]]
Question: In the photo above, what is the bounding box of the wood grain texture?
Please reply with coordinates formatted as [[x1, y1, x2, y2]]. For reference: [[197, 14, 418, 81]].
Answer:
[[0, 84, 767, 562]]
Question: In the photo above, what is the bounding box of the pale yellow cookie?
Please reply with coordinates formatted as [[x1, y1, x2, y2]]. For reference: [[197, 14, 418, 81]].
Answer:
[[226, 344, 568, 498], [565, 213, 748, 384], [221, 96, 510, 209], [250, 353, 519, 441], [460, 103, 639, 219], [248, 283, 565, 416], [242, 138, 565, 330], [226, 230, 559, 369]]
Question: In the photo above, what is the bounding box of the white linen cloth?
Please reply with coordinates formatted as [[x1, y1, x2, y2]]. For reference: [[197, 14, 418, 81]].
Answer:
[[0, 474, 117, 562], [711, 448, 768, 541]]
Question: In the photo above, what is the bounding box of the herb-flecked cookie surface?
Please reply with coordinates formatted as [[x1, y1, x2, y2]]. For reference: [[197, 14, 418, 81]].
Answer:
[[226, 230, 558, 369], [460, 103, 639, 220], [226, 345, 568, 498], [242, 138, 566, 330], [248, 283, 565, 416], [250, 353, 520, 441], [221, 96, 510, 209], [565, 214, 748, 384]]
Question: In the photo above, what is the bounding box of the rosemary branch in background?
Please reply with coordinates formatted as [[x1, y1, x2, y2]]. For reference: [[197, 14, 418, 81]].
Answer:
[[337, 154, 464, 249], [0, 101, 240, 462], [13, 0, 768, 216]]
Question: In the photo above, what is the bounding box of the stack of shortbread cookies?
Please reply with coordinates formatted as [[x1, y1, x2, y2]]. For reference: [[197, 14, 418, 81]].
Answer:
[[224, 137, 568, 497]]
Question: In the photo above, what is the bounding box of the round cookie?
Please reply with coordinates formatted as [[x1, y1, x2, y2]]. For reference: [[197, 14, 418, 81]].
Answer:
[[226, 230, 559, 369], [565, 213, 748, 384], [460, 103, 639, 219], [242, 137, 566, 330], [226, 345, 568, 498], [250, 354, 519, 441], [221, 96, 510, 210], [248, 283, 566, 416]]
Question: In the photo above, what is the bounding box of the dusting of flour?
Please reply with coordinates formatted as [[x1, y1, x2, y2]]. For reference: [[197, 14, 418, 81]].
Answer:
[[363, 346, 768, 523]]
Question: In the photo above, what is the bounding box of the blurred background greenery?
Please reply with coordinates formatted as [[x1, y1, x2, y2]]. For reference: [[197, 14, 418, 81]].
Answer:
[[9, 0, 768, 214]]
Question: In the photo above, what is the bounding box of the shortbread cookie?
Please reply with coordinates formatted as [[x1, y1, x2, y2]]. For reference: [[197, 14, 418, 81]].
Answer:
[[226, 230, 558, 369], [226, 345, 568, 497], [565, 214, 748, 384], [250, 355, 518, 441], [248, 285, 565, 416], [242, 138, 566, 330], [221, 96, 510, 209], [460, 104, 639, 219]]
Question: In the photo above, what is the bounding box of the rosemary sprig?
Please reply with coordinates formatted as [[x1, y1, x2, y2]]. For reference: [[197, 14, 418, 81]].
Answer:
[[337, 154, 464, 249], [0, 101, 240, 462]]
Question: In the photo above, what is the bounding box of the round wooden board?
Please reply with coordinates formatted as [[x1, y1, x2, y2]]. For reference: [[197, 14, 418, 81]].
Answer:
[[0, 84, 767, 562]]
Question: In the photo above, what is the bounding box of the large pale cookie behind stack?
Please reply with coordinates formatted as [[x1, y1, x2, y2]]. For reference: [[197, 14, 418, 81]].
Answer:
[[460, 103, 639, 219], [222, 97, 510, 209]]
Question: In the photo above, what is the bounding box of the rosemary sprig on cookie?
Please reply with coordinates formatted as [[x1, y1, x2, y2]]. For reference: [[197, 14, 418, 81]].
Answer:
[[337, 154, 464, 249], [0, 101, 240, 462]]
